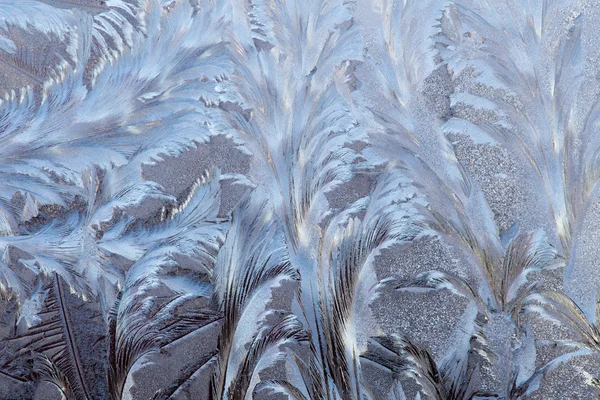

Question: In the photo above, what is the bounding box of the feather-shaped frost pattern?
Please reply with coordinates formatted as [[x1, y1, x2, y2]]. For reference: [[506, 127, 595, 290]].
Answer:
[[10, 274, 109, 400], [1, 0, 600, 398]]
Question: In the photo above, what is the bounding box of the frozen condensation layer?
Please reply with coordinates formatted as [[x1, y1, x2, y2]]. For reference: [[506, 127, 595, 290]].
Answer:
[[0, 0, 598, 399]]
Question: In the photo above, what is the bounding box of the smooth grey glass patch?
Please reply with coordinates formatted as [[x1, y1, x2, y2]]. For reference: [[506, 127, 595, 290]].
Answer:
[[0, 0, 599, 399]]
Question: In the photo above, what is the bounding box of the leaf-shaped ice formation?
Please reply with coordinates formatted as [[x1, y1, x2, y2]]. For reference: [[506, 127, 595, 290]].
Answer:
[[0, 0, 599, 398]]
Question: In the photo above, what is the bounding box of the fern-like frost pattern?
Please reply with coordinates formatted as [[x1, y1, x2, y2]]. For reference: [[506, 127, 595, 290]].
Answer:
[[0, 0, 598, 398]]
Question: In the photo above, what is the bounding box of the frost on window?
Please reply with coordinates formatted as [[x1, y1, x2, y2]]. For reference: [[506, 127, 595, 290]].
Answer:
[[0, 0, 598, 399]]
